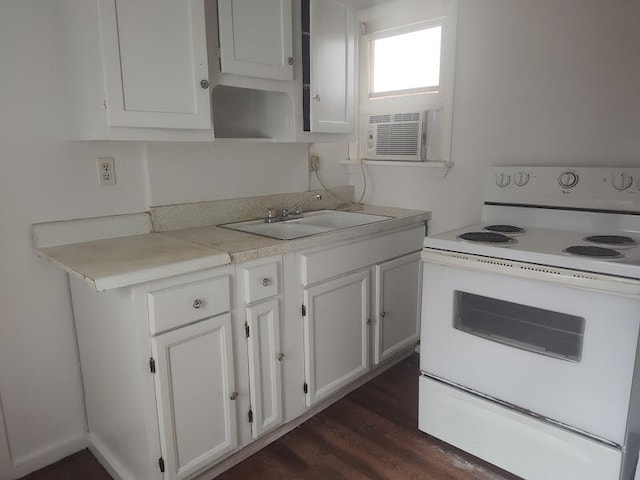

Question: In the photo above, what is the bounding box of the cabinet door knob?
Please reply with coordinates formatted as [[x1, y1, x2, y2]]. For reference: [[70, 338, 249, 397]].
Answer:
[[381, 311, 387, 318], [261, 277, 271, 287], [200, 79, 210, 89], [313, 94, 321, 102], [287, 56, 294, 65], [229, 392, 238, 400], [276, 353, 285, 362], [192, 299, 203, 309]]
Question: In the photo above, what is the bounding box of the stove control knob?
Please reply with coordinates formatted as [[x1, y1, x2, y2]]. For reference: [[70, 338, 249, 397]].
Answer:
[[514, 171, 530, 186], [496, 173, 511, 188], [612, 173, 633, 191], [558, 171, 579, 189]]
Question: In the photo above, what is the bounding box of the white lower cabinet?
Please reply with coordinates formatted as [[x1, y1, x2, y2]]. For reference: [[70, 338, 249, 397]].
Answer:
[[238, 258, 284, 441], [153, 314, 237, 480], [246, 298, 283, 438], [298, 224, 425, 408], [302, 269, 370, 406], [374, 252, 422, 364], [69, 225, 424, 480]]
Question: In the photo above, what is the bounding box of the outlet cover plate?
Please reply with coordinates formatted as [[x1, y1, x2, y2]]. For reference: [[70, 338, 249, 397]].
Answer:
[[97, 156, 116, 186]]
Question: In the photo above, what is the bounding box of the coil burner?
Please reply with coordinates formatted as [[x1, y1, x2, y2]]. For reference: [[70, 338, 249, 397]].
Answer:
[[583, 235, 637, 248], [458, 232, 517, 244], [564, 245, 623, 258], [484, 225, 525, 234]]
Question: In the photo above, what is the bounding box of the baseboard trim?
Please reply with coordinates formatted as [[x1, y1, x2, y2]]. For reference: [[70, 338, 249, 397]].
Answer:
[[7, 433, 87, 479], [87, 433, 136, 480]]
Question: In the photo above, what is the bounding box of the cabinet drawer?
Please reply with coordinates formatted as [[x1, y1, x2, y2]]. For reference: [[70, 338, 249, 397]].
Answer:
[[148, 276, 230, 334], [243, 262, 279, 304]]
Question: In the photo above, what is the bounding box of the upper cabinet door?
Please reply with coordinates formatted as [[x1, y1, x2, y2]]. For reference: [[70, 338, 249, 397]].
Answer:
[[309, 0, 356, 133], [97, 0, 212, 130], [218, 0, 294, 81]]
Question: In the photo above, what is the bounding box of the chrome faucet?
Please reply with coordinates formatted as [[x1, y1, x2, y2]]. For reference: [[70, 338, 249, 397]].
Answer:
[[265, 193, 322, 223], [282, 193, 322, 217]]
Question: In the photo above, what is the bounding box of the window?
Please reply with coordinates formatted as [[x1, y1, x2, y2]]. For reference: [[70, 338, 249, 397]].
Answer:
[[357, 1, 457, 164], [370, 25, 442, 98]]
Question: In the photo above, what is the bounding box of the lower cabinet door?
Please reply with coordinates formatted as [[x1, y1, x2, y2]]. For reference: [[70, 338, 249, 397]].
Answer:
[[152, 313, 237, 480], [374, 252, 421, 364], [303, 269, 369, 406], [246, 298, 283, 438]]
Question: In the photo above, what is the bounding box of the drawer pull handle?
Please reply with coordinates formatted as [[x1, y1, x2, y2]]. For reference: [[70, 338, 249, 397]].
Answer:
[[229, 391, 238, 400], [261, 277, 271, 287], [192, 299, 203, 309], [276, 353, 285, 362]]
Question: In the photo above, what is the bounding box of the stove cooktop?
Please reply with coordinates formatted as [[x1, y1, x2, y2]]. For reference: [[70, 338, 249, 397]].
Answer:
[[424, 224, 640, 280]]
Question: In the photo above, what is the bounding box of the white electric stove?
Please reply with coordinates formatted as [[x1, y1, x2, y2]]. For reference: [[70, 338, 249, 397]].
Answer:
[[419, 166, 640, 480]]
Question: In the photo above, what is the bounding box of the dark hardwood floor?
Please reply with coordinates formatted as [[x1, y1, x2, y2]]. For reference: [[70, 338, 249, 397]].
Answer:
[[21, 355, 519, 480]]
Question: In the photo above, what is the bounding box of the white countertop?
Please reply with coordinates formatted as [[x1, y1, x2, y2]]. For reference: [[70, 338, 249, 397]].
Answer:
[[38, 233, 231, 291], [34, 205, 429, 291], [163, 205, 429, 263]]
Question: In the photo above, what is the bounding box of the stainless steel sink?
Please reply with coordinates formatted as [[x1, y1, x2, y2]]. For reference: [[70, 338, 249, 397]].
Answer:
[[220, 210, 391, 240]]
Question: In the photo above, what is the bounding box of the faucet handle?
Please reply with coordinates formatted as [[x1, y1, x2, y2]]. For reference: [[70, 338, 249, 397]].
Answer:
[[267, 208, 275, 218]]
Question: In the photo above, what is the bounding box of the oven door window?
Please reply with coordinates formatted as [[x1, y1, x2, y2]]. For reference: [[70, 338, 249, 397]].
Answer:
[[453, 291, 585, 362]]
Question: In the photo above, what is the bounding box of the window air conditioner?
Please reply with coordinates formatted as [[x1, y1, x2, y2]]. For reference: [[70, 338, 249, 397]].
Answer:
[[364, 112, 427, 161]]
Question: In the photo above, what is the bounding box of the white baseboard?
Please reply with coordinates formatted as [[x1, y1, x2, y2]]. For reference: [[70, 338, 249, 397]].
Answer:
[[6, 433, 87, 479], [87, 434, 128, 480]]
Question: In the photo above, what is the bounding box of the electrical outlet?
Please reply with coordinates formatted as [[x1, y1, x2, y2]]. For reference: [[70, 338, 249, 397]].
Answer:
[[97, 157, 116, 186], [309, 155, 320, 172]]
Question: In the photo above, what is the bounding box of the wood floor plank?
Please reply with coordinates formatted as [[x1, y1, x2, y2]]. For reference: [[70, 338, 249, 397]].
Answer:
[[22, 354, 520, 480]]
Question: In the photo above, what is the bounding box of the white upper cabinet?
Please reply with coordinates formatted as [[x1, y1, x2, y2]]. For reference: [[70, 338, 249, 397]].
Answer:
[[308, 0, 356, 134], [64, 0, 356, 141], [97, 0, 211, 130], [217, 0, 294, 81]]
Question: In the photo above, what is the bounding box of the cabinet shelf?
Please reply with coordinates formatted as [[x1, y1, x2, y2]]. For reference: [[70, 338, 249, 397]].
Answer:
[[211, 86, 293, 140]]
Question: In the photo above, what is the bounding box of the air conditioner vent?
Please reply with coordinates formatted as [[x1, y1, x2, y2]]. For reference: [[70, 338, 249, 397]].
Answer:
[[393, 112, 420, 122], [369, 114, 392, 124], [365, 111, 427, 161], [375, 123, 420, 156]]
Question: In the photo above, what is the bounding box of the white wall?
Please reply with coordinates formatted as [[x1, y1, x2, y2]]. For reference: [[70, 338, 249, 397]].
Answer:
[[3, 0, 640, 478], [0, 3, 152, 478], [348, 0, 640, 234], [0, 4, 313, 478], [147, 142, 310, 206]]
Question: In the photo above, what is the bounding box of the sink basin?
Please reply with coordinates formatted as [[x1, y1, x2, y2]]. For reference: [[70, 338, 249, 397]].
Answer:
[[220, 210, 391, 240]]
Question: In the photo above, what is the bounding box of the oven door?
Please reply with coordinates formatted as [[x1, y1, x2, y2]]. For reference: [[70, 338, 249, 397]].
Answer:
[[420, 250, 640, 445]]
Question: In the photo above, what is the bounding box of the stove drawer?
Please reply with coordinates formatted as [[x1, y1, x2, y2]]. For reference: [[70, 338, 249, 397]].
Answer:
[[419, 375, 622, 480]]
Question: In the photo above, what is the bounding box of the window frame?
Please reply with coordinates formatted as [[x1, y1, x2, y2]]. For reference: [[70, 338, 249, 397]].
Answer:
[[355, 0, 458, 164]]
